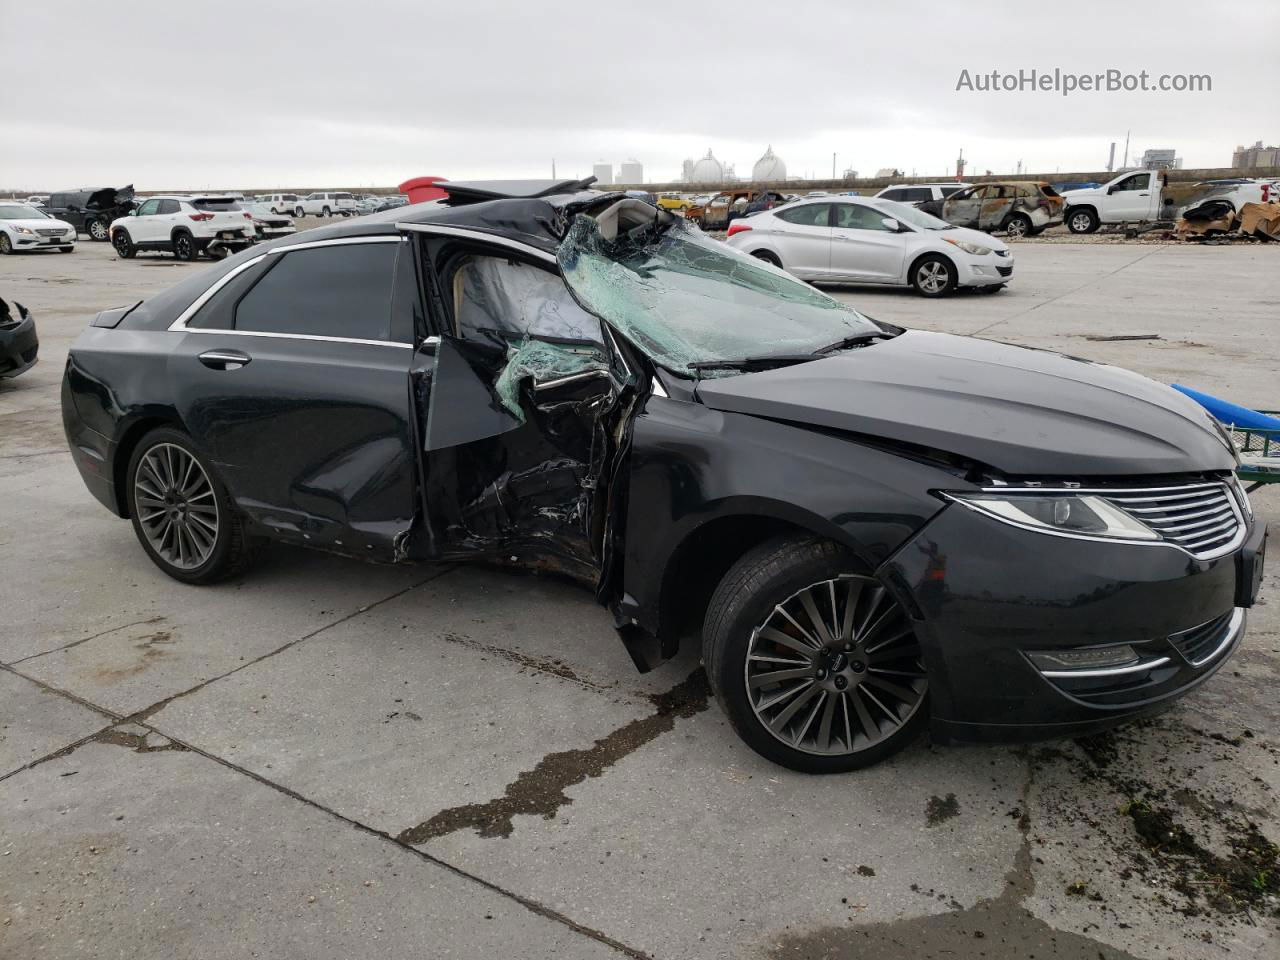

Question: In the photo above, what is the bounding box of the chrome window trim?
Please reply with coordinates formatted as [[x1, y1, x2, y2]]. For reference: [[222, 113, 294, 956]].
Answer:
[[394, 222, 559, 266], [167, 235, 409, 346], [1039, 656, 1171, 679], [945, 480, 1248, 560]]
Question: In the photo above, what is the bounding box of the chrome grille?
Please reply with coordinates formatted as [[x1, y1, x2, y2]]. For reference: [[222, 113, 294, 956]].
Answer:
[[1102, 482, 1242, 558], [37, 228, 64, 237], [1168, 611, 1234, 665]]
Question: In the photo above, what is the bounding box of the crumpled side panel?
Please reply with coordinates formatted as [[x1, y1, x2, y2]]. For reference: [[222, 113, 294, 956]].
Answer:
[[494, 338, 610, 418], [557, 214, 877, 375]]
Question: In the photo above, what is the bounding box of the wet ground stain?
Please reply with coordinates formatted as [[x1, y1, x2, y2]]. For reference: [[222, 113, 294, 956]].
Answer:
[[925, 792, 960, 826], [439, 631, 615, 692], [397, 669, 710, 844], [91, 630, 175, 684], [770, 781, 1142, 960]]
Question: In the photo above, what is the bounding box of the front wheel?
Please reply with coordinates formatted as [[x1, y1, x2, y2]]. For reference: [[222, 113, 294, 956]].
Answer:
[[126, 428, 261, 584], [112, 230, 136, 259], [910, 255, 956, 297], [703, 536, 928, 773], [0, 233, 12, 255], [1067, 208, 1099, 234], [294, 207, 305, 218], [87, 219, 109, 241], [322, 206, 331, 217]]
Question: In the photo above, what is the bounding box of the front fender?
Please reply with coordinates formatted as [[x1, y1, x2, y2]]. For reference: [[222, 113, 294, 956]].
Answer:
[[618, 396, 960, 640]]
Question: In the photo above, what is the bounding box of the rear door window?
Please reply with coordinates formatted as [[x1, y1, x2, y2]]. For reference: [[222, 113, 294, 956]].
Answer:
[[234, 242, 401, 342], [157, 199, 181, 215], [776, 203, 832, 227]]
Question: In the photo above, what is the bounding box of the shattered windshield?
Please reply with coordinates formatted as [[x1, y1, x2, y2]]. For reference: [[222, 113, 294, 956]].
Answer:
[[558, 213, 882, 376]]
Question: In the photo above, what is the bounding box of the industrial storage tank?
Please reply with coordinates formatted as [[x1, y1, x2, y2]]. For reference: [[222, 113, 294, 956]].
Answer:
[[752, 145, 787, 182], [592, 161, 614, 185], [688, 149, 725, 183], [619, 159, 643, 184]]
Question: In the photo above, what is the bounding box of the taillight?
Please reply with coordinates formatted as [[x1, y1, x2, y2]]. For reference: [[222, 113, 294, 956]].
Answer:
[[189, 213, 213, 222], [243, 212, 253, 219], [726, 223, 752, 237]]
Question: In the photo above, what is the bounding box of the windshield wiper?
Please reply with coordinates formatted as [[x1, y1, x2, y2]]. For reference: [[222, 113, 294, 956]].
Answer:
[[811, 332, 894, 355], [687, 354, 816, 374]]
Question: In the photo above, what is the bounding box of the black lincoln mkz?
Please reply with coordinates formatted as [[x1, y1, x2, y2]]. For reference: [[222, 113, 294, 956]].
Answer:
[[61, 179, 1267, 772]]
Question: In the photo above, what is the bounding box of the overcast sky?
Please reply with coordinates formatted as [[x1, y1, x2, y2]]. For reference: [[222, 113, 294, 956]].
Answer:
[[2, 0, 1276, 191]]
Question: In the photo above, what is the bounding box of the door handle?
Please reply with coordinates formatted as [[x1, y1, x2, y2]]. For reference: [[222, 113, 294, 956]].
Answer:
[[198, 349, 251, 370]]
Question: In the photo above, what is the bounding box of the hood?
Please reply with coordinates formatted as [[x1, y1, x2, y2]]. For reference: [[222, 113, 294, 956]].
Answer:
[[4, 218, 72, 230], [86, 184, 134, 210], [947, 225, 1008, 251], [694, 330, 1234, 476], [1063, 186, 1105, 204]]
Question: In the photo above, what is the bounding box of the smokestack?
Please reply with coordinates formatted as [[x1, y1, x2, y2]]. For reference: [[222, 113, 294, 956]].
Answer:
[[1107, 142, 1115, 172]]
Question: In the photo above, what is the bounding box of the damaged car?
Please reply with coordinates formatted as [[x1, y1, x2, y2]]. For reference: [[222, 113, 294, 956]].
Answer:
[[919, 181, 1064, 237], [45, 185, 136, 242], [1, 297, 39, 378], [62, 179, 1266, 773]]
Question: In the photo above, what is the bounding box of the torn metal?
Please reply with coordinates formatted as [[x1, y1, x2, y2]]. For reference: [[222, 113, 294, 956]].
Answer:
[[919, 181, 1064, 235]]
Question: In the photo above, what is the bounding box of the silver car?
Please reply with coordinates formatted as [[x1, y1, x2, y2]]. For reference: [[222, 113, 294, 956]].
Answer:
[[724, 196, 1013, 297]]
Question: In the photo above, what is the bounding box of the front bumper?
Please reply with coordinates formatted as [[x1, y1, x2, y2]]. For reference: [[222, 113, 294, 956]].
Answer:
[[10, 230, 76, 249], [0, 313, 39, 378], [957, 255, 1014, 287], [881, 499, 1265, 743]]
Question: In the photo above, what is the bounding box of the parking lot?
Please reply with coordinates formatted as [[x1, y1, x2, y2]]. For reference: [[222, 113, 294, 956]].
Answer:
[[2, 237, 1277, 958]]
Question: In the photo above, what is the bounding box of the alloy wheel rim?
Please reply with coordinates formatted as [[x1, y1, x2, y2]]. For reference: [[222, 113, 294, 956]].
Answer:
[[1007, 218, 1027, 237], [0, 235, 10, 253], [745, 575, 926, 756], [917, 262, 948, 293], [176, 236, 190, 258], [134, 442, 219, 570], [113, 234, 128, 256], [90, 221, 107, 239], [1071, 213, 1091, 231]]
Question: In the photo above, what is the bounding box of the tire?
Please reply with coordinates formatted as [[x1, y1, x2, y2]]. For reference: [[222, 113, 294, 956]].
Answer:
[[751, 250, 782, 268], [126, 428, 262, 585], [703, 535, 928, 773], [87, 218, 109, 241], [58, 246, 74, 253], [909, 254, 957, 297], [1067, 208, 1099, 234], [271, 207, 280, 215], [205, 245, 229, 261], [0, 233, 12, 255], [112, 229, 136, 259], [294, 207, 305, 218], [322, 206, 331, 218], [1004, 213, 1032, 239], [172, 231, 198, 261], [980, 283, 1006, 294]]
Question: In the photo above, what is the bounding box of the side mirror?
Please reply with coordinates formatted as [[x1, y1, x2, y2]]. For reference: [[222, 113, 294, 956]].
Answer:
[[881, 217, 901, 232]]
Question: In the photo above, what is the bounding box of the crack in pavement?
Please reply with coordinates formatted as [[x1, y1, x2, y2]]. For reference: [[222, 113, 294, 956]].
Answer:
[[969, 245, 1168, 337], [7, 616, 168, 667], [126, 565, 456, 722], [438, 630, 623, 695], [397, 669, 710, 844]]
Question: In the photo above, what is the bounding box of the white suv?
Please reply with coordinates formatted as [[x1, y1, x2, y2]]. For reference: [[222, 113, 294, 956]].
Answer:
[[294, 192, 357, 218], [108, 195, 257, 261], [262, 193, 300, 215], [874, 183, 970, 207]]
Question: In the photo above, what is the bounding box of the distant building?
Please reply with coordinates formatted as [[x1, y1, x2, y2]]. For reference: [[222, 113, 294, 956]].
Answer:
[[592, 161, 614, 185], [687, 149, 725, 184], [752, 145, 787, 182], [681, 158, 696, 181], [619, 159, 643, 184], [1140, 148, 1181, 169], [841, 168, 858, 181], [875, 167, 902, 178], [1233, 141, 1280, 168]]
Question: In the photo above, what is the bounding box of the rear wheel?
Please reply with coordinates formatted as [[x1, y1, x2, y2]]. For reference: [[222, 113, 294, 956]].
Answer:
[[172, 231, 198, 261], [1004, 213, 1032, 239], [1067, 208, 1099, 234], [126, 428, 261, 584], [112, 229, 136, 259], [294, 206, 305, 218], [910, 255, 956, 297], [703, 536, 928, 773], [322, 205, 331, 217], [751, 250, 782, 268], [87, 218, 109, 241]]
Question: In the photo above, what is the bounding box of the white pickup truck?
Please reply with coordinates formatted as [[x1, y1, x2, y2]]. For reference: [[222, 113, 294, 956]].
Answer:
[[293, 192, 357, 218], [1063, 171, 1276, 233]]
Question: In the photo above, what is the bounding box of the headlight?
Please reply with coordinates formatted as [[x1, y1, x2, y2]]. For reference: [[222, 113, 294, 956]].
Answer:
[[943, 236, 992, 256], [945, 492, 1160, 542], [14, 226, 34, 235]]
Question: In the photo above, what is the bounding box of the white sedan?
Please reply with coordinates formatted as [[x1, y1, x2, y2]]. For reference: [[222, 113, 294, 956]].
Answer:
[[724, 195, 1012, 297], [0, 202, 77, 255]]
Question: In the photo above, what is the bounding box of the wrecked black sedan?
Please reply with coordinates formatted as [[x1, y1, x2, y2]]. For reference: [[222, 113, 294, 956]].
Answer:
[[62, 179, 1266, 772]]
